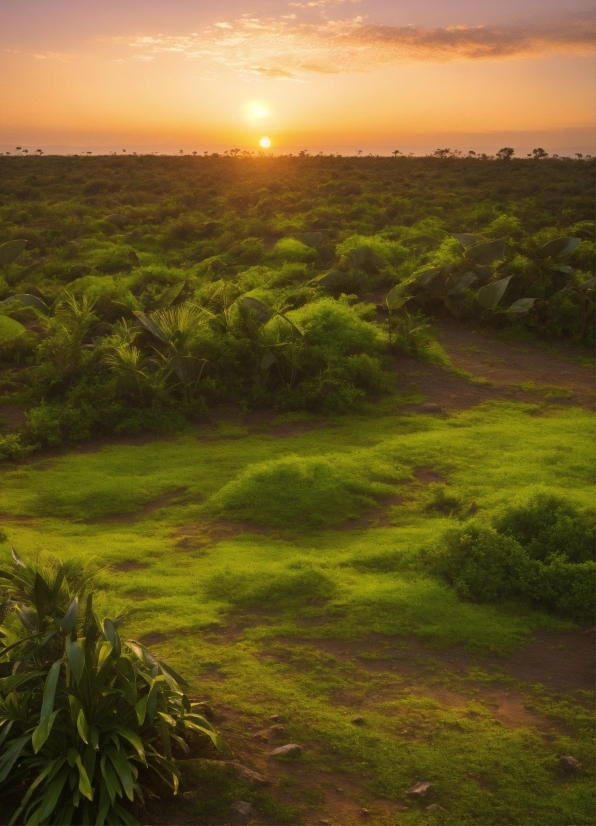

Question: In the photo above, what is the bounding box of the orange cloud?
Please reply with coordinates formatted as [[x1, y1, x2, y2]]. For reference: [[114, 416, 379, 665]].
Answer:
[[126, 12, 596, 78]]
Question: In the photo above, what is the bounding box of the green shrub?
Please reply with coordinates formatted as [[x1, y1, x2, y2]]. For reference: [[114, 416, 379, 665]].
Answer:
[[0, 552, 226, 825], [493, 492, 595, 563], [0, 433, 32, 462], [422, 522, 529, 602]]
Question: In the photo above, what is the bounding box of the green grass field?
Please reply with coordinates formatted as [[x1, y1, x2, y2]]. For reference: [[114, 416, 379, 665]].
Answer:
[[1, 398, 594, 825]]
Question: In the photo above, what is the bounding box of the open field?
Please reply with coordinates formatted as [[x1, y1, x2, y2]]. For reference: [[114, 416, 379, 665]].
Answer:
[[1, 323, 594, 825]]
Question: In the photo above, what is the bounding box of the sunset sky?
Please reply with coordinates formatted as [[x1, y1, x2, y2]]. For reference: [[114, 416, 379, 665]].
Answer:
[[1, 0, 594, 155]]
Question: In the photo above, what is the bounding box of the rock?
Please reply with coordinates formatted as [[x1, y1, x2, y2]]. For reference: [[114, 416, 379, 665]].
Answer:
[[230, 800, 252, 816], [351, 716, 365, 725], [419, 403, 442, 414], [225, 761, 271, 788], [270, 743, 302, 758], [406, 781, 433, 798], [269, 714, 282, 722], [560, 755, 582, 771], [426, 804, 445, 812], [360, 808, 371, 817], [268, 723, 287, 739]]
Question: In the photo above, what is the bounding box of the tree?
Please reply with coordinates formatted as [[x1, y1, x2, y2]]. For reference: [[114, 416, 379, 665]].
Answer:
[[433, 148, 451, 159], [529, 148, 548, 160], [496, 147, 515, 161], [392, 150, 401, 158]]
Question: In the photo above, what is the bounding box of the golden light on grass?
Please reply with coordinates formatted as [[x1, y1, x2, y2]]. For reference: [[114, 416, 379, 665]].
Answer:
[[259, 136, 272, 149]]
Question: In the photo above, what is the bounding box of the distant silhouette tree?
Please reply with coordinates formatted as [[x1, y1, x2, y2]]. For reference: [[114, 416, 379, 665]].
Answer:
[[433, 148, 451, 159], [496, 147, 515, 161], [528, 148, 548, 160]]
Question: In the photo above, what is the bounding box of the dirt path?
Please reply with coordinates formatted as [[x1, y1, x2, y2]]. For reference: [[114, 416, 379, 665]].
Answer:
[[395, 322, 594, 413]]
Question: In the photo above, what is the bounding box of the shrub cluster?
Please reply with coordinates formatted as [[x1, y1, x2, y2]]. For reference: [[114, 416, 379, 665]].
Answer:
[[422, 493, 595, 619], [0, 552, 226, 825]]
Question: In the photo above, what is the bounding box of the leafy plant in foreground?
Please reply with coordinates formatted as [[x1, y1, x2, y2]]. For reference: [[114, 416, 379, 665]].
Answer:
[[0, 550, 226, 825]]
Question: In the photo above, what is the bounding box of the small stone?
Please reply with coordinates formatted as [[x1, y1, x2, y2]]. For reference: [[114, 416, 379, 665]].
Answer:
[[419, 403, 442, 414], [270, 743, 302, 758], [351, 716, 365, 725], [560, 755, 582, 771], [225, 761, 271, 788], [406, 781, 433, 798], [230, 800, 252, 816], [268, 723, 287, 739], [269, 713, 282, 722], [425, 804, 445, 812], [360, 808, 371, 817]]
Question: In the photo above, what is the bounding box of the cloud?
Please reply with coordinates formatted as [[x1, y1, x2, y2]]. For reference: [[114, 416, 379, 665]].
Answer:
[[126, 11, 596, 78]]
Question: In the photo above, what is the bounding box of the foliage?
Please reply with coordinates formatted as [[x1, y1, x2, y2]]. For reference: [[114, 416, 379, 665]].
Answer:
[[0, 155, 592, 456], [422, 494, 595, 619], [0, 552, 226, 825]]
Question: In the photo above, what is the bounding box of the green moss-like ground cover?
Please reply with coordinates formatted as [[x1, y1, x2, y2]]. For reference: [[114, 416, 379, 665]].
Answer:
[[1, 401, 594, 824]]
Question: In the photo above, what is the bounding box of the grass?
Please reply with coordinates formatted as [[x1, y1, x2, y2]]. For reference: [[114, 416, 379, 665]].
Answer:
[[0, 400, 594, 824]]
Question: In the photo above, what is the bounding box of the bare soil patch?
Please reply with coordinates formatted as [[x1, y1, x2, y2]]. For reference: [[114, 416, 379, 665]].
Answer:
[[0, 404, 26, 432], [112, 560, 151, 573], [98, 488, 188, 524]]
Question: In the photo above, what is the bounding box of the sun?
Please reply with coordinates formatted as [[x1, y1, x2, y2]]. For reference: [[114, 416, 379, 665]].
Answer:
[[259, 136, 272, 149]]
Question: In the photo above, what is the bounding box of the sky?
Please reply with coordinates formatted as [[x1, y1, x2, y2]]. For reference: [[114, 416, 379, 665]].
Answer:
[[1, 0, 594, 155]]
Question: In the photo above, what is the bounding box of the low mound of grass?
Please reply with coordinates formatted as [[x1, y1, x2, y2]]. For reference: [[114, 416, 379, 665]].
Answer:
[[206, 452, 407, 529], [204, 565, 335, 610]]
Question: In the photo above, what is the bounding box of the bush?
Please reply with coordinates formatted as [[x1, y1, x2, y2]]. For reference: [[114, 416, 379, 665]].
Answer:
[[0, 552, 227, 825], [423, 495, 595, 619], [422, 522, 529, 602], [493, 492, 594, 563]]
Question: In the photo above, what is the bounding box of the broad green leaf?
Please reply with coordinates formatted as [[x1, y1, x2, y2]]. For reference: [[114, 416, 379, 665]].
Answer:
[[77, 709, 90, 744], [113, 726, 146, 762], [385, 286, 411, 311], [100, 755, 121, 805], [415, 267, 442, 288], [451, 233, 485, 249], [0, 735, 29, 782], [260, 352, 276, 370], [40, 660, 62, 720], [11, 547, 26, 567], [446, 272, 477, 295], [402, 235, 440, 248], [108, 748, 135, 801], [577, 276, 596, 291], [32, 709, 59, 753], [134, 695, 148, 725], [552, 264, 574, 275], [1, 294, 50, 315], [57, 597, 79, 634], [477, 276, 512, 309], [0, 315, 26, 341], [0, 240, 27, 268], [75, 754, 94, 801], [443, 296, 463, 317], [27, 764, 70, 824], [65, 637, 85, 684], [133, 311, 169, 343], [345, 246, 385, 272], [541, 237, 581, 258], [311, 270, 350, 289], [466, 238, 505, 265], [238, 296, 275, 324], [294, 231, 329, 249], [103, 618, 122, 658], [508, 297, 538, 314]]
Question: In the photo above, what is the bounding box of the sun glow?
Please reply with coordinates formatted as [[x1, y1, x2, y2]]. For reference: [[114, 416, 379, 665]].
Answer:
[[245, 101, 270, 124], [259, 136, 272, 148]]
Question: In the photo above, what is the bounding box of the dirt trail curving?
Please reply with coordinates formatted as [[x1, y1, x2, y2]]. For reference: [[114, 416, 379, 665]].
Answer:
[[394, 322, 594, 413]]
